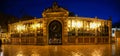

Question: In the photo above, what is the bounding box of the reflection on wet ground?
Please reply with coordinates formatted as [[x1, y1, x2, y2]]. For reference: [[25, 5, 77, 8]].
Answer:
[[0, 44, 120, 56]]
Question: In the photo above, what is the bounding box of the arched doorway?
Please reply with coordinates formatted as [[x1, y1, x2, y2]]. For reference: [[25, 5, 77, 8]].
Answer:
[[48, 20, 62, 45]]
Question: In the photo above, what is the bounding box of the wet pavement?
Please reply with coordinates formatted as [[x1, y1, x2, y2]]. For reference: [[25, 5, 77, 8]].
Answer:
[[0, 43, 120, 56]]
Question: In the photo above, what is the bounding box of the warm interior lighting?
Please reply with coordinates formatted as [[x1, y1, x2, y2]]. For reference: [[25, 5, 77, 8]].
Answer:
[[90, 23, 97, 29], [76, 21, 83, 28], [35, 23, 40, 28], [68, 20, 71, 27], [90, 22, 101, 29], [31, 23, 42, 29], [72, 20, 76, 28], [68, 20, 83, 28], [16, 25, 25, 32], [97, 23, 101, 27], [68, 20, 101, 29]]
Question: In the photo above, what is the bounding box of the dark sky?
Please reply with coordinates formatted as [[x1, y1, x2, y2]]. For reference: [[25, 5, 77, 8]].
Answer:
[[0, 0, 120, 24]]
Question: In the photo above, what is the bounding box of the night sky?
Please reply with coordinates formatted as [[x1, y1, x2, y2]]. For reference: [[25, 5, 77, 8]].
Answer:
[[0, 0, 120, 24]]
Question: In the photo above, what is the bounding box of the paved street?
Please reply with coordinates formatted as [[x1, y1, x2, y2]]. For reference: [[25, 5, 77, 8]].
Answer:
[[0, 44, 119, 56]]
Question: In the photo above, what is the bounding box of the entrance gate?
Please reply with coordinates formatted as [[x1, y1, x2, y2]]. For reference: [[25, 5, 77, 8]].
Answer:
[[48, 20, 62, 45]]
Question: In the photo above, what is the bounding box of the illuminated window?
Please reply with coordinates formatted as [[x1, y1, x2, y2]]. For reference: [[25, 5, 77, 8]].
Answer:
[[68, 20, 76, 36], [16, 25, 26, 32], [36, 22, 43, 36]]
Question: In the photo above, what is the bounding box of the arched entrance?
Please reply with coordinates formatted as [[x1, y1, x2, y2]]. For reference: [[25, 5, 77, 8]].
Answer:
[[48, 20, 62, 45]]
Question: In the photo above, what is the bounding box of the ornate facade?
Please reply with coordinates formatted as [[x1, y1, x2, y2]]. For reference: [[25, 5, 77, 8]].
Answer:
[[8, 2, 112, 45]]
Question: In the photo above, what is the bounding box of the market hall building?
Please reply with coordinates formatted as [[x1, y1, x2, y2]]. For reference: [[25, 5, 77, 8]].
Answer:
[[8, 2, 112, 45]]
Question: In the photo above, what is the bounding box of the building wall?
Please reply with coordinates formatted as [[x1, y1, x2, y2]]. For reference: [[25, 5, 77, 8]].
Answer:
[[115, 30, 120, 38], [112, 28, 120, 37], [116, 30, 120, 44], [0, 33, 9, 44], [8, 17, 112, 45], [8, 2, 112, 45]]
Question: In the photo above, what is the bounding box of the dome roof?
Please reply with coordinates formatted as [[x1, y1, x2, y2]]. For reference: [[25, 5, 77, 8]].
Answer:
[[42, 2, 69, 17]]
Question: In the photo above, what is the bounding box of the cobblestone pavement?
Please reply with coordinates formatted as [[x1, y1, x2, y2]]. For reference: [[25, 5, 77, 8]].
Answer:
[[0, 44, 120, 56]]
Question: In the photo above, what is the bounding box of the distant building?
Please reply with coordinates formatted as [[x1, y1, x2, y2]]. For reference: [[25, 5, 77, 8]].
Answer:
[[0, 13, 18, 32], [115, 30, 120, 38], [8, 2, 112, 45], [112, 27, 120, 43], [0, 26, 9, 44], [0, 33, 9, 44], [112, 28, 120, 37]]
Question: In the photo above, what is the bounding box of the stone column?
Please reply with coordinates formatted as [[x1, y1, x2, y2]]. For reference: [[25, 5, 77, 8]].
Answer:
[[43, 19, 47, 45]]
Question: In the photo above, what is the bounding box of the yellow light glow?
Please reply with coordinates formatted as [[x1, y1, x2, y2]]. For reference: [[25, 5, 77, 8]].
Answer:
[[90, 23, 97, 29], [68, 20, 83, 28], [40, 24, 43, 28], [90, 22, 101, 29], [72, 20, 76, 28], [31, 54, 39, 56], [16, 25, 25, 32], [72, 52, 83, 56], [97, 23, 101, 27], [68, 20, 71, 27], [31, 24, 36, 29], [17, 54, 23, 56], [17, 51, 23, 56], [68, 25, 70, 28], [68, 20, 101, 29], [77, 21, 83, 28], [31, 23, 42, 29], [36, 23, 40, 28], [92, 49, 102, 56]]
